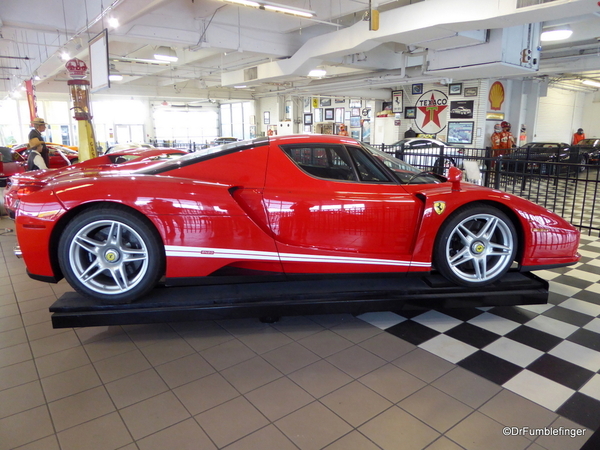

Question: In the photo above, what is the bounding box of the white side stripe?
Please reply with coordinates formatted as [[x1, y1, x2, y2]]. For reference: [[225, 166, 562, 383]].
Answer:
[[165, 245, 431, 268]]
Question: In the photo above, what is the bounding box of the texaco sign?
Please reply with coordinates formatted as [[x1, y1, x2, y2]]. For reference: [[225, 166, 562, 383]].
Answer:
[[415, 89, 448, 135]]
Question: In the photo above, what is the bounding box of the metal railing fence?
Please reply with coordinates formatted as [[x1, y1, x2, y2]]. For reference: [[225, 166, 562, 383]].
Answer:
[[379, 143, 600, 237]]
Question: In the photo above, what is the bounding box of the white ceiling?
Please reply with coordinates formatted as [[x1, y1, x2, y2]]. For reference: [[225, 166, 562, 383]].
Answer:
[[1, 0, 599, 103]]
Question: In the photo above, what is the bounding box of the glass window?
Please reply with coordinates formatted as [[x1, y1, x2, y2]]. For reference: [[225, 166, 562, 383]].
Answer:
[[346, 146, 391, 182], [283, 145, 357, 181]]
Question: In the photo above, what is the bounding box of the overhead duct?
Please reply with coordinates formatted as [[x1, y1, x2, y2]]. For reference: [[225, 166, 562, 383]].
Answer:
[[221, 0, 598, 87], [425, 24, 542, 79]]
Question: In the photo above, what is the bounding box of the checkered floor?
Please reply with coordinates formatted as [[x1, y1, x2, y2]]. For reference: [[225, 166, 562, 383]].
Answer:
[[360, 233, 600, 431]]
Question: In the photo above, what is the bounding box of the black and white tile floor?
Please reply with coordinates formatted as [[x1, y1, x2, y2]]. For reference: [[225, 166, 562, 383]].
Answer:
[[360, 234, 600, 431]]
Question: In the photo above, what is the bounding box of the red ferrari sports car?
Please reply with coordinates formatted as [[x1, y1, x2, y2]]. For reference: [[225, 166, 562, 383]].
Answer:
[[0, 143, 79, 186], [13, 135, 580, 305], [4, 148, 186, 218]]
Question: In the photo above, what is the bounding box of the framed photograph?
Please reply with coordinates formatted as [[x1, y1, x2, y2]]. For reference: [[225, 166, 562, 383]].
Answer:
[[314, 108, 323, 123], [404, 107, 416, 119], [450, 100, 474, 119], [449, 83, 463, 95], [350, 116, 361, 128], [447, 121, 474, 145], [350, 98, 361, 108], [392, 90, 403, 113], [263, 111, 270, 124], [464, 87, 478, 97], [335, 98, 345, 103], [351, 129, 361, 140], [335, 107, 344, 123], [344, 110, 351, 121], [320, 98, 332, 107], [412, 83, 423, 95], [304, 113, 313, 125], [351, 107, 361, 117], [324, 108, 334, 121]]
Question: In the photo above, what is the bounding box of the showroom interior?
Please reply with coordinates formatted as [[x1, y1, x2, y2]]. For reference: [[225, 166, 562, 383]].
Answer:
[[2, 0, 600, 449]]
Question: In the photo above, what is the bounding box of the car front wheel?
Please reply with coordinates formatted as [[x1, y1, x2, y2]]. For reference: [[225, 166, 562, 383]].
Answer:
[[433, 205, 517, 286], [58, 206, 164, 304]]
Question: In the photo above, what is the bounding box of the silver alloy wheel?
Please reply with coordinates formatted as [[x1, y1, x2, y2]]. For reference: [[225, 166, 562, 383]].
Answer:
[[67, 219, 150, 295], [445, 213, 514, 283]]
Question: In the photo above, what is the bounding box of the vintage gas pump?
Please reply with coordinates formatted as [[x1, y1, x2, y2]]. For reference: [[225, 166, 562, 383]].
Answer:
[[65, 58, 98, 161]]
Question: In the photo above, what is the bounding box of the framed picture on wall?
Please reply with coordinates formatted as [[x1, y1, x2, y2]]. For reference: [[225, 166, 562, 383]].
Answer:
[[350, 116, 361, 128], [412, 83, 423, 95], [447, 121, 474, 145], [324, 108, 334, 120], [392, 90, 403, 113], [263, 111, 270, 124], [450, 100, 474, 119], [304, 113, 313, 125], [404, 107, 416, 119], [464, 87, 478, 97], [335, 107, 344, 123], [351, 107, 361, 117], [320, 98, 332, 107], [314, 108, 323, 123], [449, 83, 463, 95]]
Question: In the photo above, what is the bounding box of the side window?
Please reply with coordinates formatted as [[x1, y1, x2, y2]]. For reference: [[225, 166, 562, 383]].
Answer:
[[346, 146, 391, 182], [283, 145, 357, 181]]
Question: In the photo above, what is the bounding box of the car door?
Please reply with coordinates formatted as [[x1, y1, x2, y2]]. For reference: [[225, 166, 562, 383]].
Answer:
[[262, 142, 423, 275]]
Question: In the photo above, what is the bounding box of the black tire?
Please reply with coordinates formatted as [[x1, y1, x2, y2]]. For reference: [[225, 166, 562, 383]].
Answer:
[[433, 204, 517, 287], [58, 205, 165, 304]]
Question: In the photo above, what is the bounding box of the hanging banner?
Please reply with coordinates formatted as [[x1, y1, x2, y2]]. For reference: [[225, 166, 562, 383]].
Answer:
[[415, 89, 449, 135], [25, 79, 38, 123]]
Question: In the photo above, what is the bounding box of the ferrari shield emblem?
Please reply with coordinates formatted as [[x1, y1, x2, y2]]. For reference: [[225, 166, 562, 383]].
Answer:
[[434, 201, 446, 215]]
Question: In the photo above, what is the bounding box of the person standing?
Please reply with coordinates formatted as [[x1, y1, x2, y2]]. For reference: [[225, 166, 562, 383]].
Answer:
[[572, 128, 585, 145], [500, 121, 515, 151], [27, 138, 48, 171], [29, 117, 50, 167], [491, 123, 503, 153]]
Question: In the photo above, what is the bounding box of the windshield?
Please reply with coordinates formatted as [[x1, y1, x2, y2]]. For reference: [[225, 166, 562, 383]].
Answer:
[[361, 143, 442, 184], [577, 139, 600, 147]]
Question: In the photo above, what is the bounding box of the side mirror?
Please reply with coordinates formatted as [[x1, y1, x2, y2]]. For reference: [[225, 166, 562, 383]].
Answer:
[[447, 165, 462, 191]]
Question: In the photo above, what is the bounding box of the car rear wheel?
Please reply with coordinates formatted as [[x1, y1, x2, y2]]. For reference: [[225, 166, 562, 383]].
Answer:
[[58, 206, 164, 304], [433, 205, 517, 286]]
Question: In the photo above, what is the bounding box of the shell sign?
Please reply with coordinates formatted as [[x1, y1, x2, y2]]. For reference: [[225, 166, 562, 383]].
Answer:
[[415, 89, 449, 135], [489, 81, 505, 111]]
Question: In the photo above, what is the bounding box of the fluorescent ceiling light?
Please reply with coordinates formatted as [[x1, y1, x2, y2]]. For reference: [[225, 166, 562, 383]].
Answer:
[[308, 69, 326, 78], [234, 85, 247, 88], [60, 51, 71, 61], [154, 46, 178, 62], [108, 17, 119, 28], [582, 79, 600, 88], [540, 25, 573, 42], [224, 0, 315, 18]]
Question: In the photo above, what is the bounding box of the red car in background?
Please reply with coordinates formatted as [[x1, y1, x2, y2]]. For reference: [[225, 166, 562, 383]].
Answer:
[[4, 148, 186, 218], [12, 135, 580, 305], [0, 143, 79, 187]]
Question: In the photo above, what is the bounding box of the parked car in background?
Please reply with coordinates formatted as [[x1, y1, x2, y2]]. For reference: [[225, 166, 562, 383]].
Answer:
[[4, 148, 186, 218], [575, 138, 600, 164], [501, 142, 589, 175], [0, 143, 79, 187], [387, 137, 465, 174], [104, 143, 155, 154], [11, 135, 579, 305], [211, 137, 241, 146]]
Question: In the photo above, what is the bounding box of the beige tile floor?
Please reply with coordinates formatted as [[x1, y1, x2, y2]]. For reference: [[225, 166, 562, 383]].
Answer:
[[0, 216, 593, 450]]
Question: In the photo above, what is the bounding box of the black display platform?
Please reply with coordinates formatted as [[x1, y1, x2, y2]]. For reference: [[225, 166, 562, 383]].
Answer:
[[49, 270, 549, 328]]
